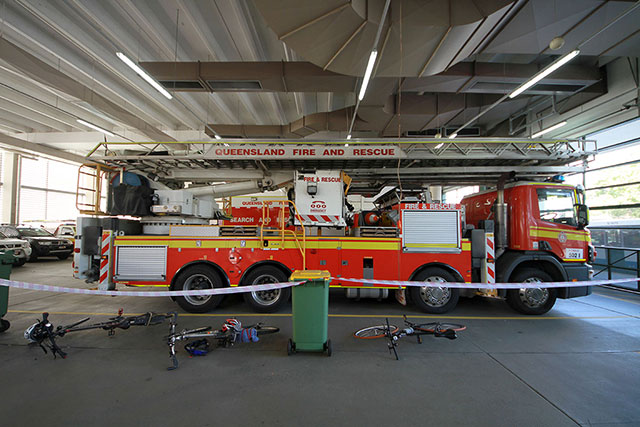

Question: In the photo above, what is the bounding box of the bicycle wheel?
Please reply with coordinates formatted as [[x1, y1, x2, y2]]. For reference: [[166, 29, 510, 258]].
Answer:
[[414, 322, 466, 333], [353, 324, 399, 339], [254, 325, 279, 335]]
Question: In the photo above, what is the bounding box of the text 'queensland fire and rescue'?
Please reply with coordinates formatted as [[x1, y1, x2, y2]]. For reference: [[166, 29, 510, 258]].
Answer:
[[212, 147, 398, 157]]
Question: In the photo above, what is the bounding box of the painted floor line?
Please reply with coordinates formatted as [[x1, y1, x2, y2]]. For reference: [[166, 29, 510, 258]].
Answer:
[[593, 293, 640, 306], [6, 309, 630, 320]]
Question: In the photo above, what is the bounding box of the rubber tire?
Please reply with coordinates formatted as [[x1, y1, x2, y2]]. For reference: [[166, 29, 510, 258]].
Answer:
[[287, 338, 295, 356], [506, 268, 557, 315], [174, 265, 225, 313], [242, 266, 291, 313], [409, 268, 459, 314], [57, 253, 70, 260], [13, 258, 26, 267], [325, 339, 332, 357], [353, 324, 399, 339], [254, 325, 279, 335], [0, 319, 10, 333], [414, 322, 466, 333], [28, 252, 38, 262]]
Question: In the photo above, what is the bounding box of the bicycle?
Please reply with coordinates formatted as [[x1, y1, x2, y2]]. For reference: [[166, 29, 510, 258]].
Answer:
[[353, 315, 466, 360], [24, 310, 177, 359], [166, 317, 280, 370]]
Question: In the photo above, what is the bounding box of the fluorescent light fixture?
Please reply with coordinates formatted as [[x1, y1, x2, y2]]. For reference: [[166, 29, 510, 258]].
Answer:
[[76, 119, 115, 137], [214, 134, 222, 140], [448, 133, 457, 139], [509, 50, 580, 99], [358, 50, 378, 101], [531, 121, 567, 138], [344, 143, 349, 147], [346, 134, 352, 140], [434, 143, 444, 149], [116, 52, 173, 100]]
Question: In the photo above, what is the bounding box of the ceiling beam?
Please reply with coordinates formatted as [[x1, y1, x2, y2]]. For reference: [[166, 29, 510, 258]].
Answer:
[[0, 84, 81, 130], [0, 38, 175, 142], [0, 133, 90, 164]]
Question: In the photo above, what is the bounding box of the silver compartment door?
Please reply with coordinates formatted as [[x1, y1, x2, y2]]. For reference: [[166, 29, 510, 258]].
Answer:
[[402, 210, 460, 253], [115, 246, 167, 281]]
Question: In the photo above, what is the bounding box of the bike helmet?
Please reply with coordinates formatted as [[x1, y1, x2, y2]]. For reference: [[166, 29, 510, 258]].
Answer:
[[221, 318, 241, 333], [24, 322, 44, 343]]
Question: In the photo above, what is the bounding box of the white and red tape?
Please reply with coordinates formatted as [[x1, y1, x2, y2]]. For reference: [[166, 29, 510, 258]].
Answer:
[[0, 277, 637, 297]]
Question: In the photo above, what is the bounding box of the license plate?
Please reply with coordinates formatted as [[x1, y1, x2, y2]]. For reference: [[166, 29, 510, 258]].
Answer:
[[565, 248, 584, 259]]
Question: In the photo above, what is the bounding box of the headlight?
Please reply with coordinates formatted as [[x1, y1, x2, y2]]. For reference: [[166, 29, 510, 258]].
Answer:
[[22, 243, 29, 248]]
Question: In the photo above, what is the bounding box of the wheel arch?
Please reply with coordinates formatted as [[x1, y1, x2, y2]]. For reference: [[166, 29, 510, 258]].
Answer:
[[497, 251, 568, 283], [239, 260, 292, 285], [409, 262, 465, 283], [169, 260, 230, 300]]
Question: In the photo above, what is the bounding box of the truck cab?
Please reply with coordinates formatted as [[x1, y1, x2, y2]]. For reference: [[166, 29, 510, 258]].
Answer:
[[462, 181, 593, 314]]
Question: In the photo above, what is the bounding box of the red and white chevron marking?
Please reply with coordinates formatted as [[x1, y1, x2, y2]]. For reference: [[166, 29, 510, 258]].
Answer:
[[99, 231, 112, 287], [299, 214, 341, 224], [486, 233, 495, 284]]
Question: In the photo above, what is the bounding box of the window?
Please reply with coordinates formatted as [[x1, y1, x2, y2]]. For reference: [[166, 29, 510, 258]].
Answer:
[[19, 157, 79, 223], [537, 188, 577, 226]]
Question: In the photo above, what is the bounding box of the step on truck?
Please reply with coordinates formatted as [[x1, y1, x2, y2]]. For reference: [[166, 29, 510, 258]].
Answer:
[[74, 168, 593, 315]]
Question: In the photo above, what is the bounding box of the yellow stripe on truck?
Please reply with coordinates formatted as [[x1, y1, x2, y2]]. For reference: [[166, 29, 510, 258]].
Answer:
[[529, 229, 590, 242]]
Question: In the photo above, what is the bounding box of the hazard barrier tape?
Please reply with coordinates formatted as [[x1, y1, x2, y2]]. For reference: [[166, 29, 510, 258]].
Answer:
[[0, 277, 638, 297], [0, 278, 305, 297], [334, 277, 640, 289]]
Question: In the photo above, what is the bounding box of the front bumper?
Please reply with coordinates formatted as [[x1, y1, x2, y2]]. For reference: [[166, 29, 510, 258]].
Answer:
[[4, 247, 32, 259], [557, 263, 592, 299], [32, 244, 73, 257]]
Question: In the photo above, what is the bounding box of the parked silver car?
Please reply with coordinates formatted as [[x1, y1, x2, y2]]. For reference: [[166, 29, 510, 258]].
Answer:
[[0, 231, 32, 266]]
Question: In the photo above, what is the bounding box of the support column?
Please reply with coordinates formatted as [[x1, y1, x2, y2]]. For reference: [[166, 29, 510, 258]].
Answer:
[[2, 152, 20, 224]]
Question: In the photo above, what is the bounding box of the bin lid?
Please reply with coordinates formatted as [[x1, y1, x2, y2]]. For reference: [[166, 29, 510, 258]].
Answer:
[[290, 270, 331, 281]]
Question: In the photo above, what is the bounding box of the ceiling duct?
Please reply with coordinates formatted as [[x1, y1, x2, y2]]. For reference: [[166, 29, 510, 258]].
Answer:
[[254, 0, 515, 77], [206, 107, 364, 138], [141, 61, 357, 93], [406, 127, 481, 137]]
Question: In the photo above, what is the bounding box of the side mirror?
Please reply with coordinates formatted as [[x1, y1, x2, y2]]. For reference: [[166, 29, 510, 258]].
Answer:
[[577, 204, 589, 229]]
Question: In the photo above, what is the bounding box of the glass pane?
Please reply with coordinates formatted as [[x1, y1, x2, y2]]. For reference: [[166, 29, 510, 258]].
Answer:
[[590, 208, 640, 222], [46, 192, 78, 221], [21, 157, 48, 188], [586, 162, 640, 189], [587, 182, 640, 209], [537, 188, 577, 226], [47, 161, 78, 192], [19, 187, 46, 222]]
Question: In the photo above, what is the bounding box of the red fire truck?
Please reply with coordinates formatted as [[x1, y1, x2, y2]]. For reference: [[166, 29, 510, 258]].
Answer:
[[74, 169, 593, 315]]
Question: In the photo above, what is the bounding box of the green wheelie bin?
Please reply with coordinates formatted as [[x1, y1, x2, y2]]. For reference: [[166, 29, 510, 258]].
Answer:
[[0, 250, 15, 333], [287, 270, 332, 356]]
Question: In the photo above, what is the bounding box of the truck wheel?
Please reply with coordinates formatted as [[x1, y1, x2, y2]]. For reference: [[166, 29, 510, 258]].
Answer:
[[13, 258, 26, 267], [506, 268, 557, 315], [174, 265, 225, 313], [409, 268, 459, 314], [242, 266, 291, 313]]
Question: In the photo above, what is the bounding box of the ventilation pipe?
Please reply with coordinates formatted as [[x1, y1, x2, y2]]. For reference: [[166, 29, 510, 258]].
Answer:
[[494, 172, 514, 258], [186, 172, 293, 199], [188, 181, 263, 199]]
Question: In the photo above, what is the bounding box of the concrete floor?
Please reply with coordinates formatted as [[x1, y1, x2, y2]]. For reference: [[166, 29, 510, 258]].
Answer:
[[1, 260, 640, 426]]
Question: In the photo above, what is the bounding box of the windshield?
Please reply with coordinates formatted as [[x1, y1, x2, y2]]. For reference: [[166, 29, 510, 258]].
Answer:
[[17, 227, 54, 237], [537, 188, 577, 227]]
